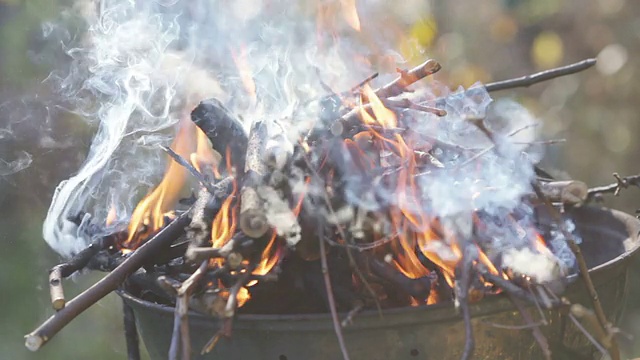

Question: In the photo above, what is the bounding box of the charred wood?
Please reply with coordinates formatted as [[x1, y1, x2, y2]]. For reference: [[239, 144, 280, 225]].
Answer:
[[354, 251, 432, 303], [48, 235, 116, 310], [191, 98, 248, 175]]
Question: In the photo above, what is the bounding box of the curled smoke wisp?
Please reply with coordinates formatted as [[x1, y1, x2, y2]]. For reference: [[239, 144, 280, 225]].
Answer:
[[42, 0, 400, 257]]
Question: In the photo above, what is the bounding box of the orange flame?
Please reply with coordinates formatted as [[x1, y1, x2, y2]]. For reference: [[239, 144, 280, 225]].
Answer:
[[236, 287, 251, 307], [340, 0, 361, 31], [231, 46, 256, 103], [190, 128, 219, 175], [360, 85, 397, 128], [209, 183, 238, 268], [123, 117, 196, 248], [106, 204, 117, 227]]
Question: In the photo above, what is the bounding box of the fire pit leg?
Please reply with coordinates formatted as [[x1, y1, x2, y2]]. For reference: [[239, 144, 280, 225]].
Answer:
[[122, 298, 141, 360]]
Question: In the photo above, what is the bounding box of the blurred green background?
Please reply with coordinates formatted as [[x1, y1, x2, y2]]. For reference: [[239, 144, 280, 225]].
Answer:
[[1, 0, 640, 359]]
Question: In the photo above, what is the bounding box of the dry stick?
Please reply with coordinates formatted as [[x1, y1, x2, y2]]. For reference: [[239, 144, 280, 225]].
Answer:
[[318, 225, 351, 360], [539, 180, 589, 206], [169, 260, 208, 360], [508, 295, 552, 360], [484, 58, 597, 92], [355, 251, 432, 302], [122, 299, 141, 360], [48, 236, 114, 310], [374, 58, 442, 99], [532, 184, 620, 360], [190, 98, 249, 174], [381, 97, 447, 116], [568, 314, 611, 358], [587, 173, 640, 201], [481, 271, 565, 308], [25, 210, 192, 352], [239, 121, 270, 238], [160, 145, 217, 194]]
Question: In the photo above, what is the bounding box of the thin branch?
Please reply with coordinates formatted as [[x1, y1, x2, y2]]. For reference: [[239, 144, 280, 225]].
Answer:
[[532, 183, 620, 360], [318, 225, 351, 360], [509, 295, 551, 360], [160, 145, 217, 194], [587, 173, 640, 201], [300, 148, 382, 315], [484, 58, 597, 92], [25, 210, 192, 352], [374, 59, 442, 99], [48, 236, 115, 310], [457, 245, 477, 360]]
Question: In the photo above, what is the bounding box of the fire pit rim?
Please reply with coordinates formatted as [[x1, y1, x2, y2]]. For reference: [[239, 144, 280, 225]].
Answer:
[[120, 206, 640, 331]]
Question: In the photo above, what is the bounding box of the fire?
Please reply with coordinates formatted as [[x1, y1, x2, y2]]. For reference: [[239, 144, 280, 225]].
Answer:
[[105, 204, 117, 227], [252, 180, 308, 277], [231, 45, 256, 104], [191, 128, 220, 175], [340, 0, 361, 31], [348, 83, 518, 306], [123, 117, 196, 248], [236, 287, 250, 308], [360, 85, 397, 128], [210, 187, 238, 267]]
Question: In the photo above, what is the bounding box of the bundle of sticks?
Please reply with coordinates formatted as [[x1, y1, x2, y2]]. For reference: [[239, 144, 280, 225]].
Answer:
[[25, 58, 639, 360]]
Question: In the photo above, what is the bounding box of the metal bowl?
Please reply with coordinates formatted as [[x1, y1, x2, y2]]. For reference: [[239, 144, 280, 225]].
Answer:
[[120, 206, 640, 360]]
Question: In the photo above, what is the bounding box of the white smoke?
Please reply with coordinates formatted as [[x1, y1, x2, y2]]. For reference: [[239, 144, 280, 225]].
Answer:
[[40, 0, 577, 282], [42, 0, 403, 257]]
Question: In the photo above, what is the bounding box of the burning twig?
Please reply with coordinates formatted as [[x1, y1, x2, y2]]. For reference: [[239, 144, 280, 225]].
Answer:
[[239, 121, 270, 238], [374, 59, 442, 99], [48, 236, 115, 310], [223, 268, 253, 318], [480, 271, 566, 309], [355, 252, 432, 302], [186, 176, 234, 251], [587, 173, 640, 201], [122, 299, 141, 360], [190, 98, 249, 174], [484, 58, 597, 92], [25, 210, 192, 352], [160, 145, 217, 194], [186, 233, 254, 266]]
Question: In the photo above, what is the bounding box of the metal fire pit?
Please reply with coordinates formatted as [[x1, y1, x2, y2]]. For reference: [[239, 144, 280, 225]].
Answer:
[[120, 206, 640, 360]]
